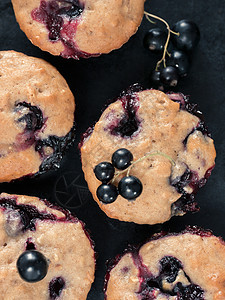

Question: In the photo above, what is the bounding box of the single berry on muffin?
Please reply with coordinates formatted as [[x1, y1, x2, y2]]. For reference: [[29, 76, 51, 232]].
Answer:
[[0, 193, 95, 299], [104, 227, 225, 300], [11, 0, 145, 59], [0, 51, 75, 182], [80, 87, 216, 225]]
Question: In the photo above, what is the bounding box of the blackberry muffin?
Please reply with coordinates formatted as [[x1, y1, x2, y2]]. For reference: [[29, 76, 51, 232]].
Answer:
[[105, 227, 225, 300], [80, 88, 216, 225], [0, 51, 75, 182], [0, 193, 95, 299], [11, 0, 145, 59]]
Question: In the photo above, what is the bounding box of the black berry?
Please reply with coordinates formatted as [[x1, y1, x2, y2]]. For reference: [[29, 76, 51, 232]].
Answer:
[[167, 49, 190, 77], [118, 176, 143, 200], [17, 250, 48, 282], [150, 70, 164, 89], [112, 148, 133, 170], [97, 184, 118, 204], [143, 28, 167, 53], [172, 20, 200, 52], [94, 162, 115, 183], [160, 66, 179, 87]]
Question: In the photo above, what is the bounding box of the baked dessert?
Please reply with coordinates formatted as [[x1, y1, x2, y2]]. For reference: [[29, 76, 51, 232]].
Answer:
[[0, 193, 95, 299], [80, 87, 216, 225], [104, 227, 225, 299], [0, 51, 75, 183], [11, 0, 145, 59]]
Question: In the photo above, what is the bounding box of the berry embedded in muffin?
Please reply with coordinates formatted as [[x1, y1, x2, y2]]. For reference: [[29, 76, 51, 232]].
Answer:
[[80, 87, 216, 225], [0, 193, 95, 299], [104, 227, 225, 299], [11, 0, 145, 59], [0, 51, 75, 182]]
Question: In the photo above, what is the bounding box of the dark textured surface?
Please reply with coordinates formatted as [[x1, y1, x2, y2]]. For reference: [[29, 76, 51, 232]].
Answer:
[[0, 0, 225, 299]]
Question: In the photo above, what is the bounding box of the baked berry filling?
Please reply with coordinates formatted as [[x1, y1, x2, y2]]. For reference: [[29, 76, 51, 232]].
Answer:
[[170, 165, 214, 215], [32, 0, 98, 59], [49, 277, 66, 299], [25, 238, 36, 250], [13, 101, 76, 177], [35, 122, 76, 175], [0, 197, 58, 232], [107, 86, 142, 138], [139, 256, 204, 299], [15, 102, 45, 150]]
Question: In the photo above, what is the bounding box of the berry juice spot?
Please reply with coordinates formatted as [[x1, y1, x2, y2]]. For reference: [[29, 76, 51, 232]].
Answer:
[[49, 277, 66, 299], [0, 198, 57, 232], [139, 256, 204, 299], [107, 90, 141, 138], [25, 238, 36, 250], [31, 0, 98, 59], [35, 123, 76, 174]]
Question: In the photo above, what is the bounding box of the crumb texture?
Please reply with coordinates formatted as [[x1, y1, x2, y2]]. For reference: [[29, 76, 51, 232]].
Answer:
[[0, 51, 75, 182], [0, 193, 95, 300], [106, 231, 225, 300], [11, 0, 145, 57], [81, 89, 216, 224]]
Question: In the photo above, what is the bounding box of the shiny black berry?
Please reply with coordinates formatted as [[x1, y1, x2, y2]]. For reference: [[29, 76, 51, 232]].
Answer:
[[143, 28, 167, 53], [149, 70, 163, 89], [17, 250, 48, 282], [94, 162, 115, 183], [97, 184, 118, 204], [167, 49, 190, 77], [160, 66, 179, 87], [118, 176, 143, 200], [112, 148, 133, 170], [172, 20, 200, 52]]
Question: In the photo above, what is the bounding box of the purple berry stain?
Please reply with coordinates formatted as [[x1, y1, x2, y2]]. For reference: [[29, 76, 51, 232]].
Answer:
[[49, 277, 66, 299], [14, 102, 76, 176], [31, 0, 98, 59], [107, 85, 142, 138]]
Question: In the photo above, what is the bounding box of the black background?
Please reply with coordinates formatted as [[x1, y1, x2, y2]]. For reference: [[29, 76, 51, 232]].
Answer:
[[0, 0, 225, 299]]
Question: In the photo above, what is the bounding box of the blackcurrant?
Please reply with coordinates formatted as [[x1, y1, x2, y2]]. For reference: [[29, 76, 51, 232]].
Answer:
[[167, 50, 190, 77], [112, 148, 133, 170], [172, 20, 200, 52], [160, 66, 179, 87], [143, 28, 167, 53], [94, 162, 115, 183], [97, 184, 118, 204], [118, 176, 143, 200], [17, 250, 48, 282]]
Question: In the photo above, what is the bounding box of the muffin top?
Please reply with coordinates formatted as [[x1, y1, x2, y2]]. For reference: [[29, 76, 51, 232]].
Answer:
[[0, 192, 95, 300], [0, 51, 75, 182], [81, 88, 216, 224], [12, 0, 145, 58], [105, 227, 225, 300]]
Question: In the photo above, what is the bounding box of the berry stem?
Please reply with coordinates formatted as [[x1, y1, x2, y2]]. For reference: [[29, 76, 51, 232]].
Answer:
[[112, 151, 175, 182], [144, 11, 179, 70]]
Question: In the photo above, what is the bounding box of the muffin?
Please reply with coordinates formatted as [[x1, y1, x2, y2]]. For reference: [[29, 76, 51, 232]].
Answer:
[[80, 87, 216, 225], [105, 227, 225, 300], [11, 0, 145, 59], [0, 51, 75, 182], [0, 192, 95, 299]]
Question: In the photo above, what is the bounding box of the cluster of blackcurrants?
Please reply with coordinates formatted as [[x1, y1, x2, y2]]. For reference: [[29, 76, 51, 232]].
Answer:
[[94, 148, 143, 204], [144, 19, 200, 89]]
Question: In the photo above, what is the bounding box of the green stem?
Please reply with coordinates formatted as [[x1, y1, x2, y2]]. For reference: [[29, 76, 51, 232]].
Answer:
[[112, 151, 175, 183]]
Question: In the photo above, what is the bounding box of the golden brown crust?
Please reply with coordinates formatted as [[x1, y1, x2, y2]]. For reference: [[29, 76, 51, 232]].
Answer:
[[0, 51, 75, 182], [0, 193, 95, 300], [11, 0, 145, 56], [81, 89, 216, 225]]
